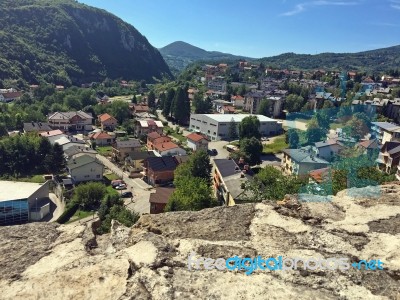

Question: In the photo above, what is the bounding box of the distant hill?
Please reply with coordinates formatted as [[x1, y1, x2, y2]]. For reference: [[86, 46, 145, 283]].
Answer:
[[258, 45, 400, 73], [0, 0, 172, 86], [159, 41, 253, 72]]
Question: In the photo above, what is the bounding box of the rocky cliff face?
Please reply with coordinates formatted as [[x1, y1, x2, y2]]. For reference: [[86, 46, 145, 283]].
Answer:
[[1, 184, 400, 300]]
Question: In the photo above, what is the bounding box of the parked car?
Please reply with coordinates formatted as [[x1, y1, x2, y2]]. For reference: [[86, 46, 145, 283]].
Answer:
[[121, 191, 133, 198], [115, 184, 127, 190], [111, 179, 125, 187]]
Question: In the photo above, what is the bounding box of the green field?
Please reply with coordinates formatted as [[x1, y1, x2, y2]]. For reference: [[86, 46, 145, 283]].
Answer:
[[263, 135, 289, 154], [1, 174, 47, 183], [97, 146, 113, 156], [66, 210, 95, 224]]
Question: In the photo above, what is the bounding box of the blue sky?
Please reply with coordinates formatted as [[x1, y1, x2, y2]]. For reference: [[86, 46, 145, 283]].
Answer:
[[79, 0, 400, 58]]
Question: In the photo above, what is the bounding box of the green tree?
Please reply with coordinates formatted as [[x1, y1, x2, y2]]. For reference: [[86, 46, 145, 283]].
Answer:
[[306, 118, 325, 144], [50, 142, 65, 173], [163, 88, 175, 118], [173, 87, 190, 124], [228, 118, 238, 141], [257, 98, 271, 117], [0, 123, 8, 137], [240, 137, 263, 165], [72, 182, 107, 209], [174, 149, 212, 185], [110, 100, 130, 124], [285, 94, 304, 113], [131, 94, 137, 104], [147, 90, 156, 108], [239, 116, 261, 140], [165, 177, 216, 212], [287, 129, 299, 148]]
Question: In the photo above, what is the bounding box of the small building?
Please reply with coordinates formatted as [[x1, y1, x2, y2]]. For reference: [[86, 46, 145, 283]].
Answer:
[[0, 181, 50, 225], [146, 132, 172, 150], [371, 122, 400, 144], [23, 122, 52, 134], [142, 156, 180, 186], [98, 113, 118, 131], [40, 130, 64, 138], [131, 104, 149, 114], [149, 187, 175, 214], [213, 159, 253, 206], [64, 145, 97, 160], [376, 141, 400, 174], [314, 139, 345, 161], [221, 106, 236, 114], [112, 139, 142, 162], [153, 141, 187, 157], [0, 91, 22, 103], [67, 154, 104, 183], [282, 147, 330, 177], [125, 150, 158, 176], [186, 133, 209, 152], [135, 120, 164, 137], [88, 131, 115, 146]]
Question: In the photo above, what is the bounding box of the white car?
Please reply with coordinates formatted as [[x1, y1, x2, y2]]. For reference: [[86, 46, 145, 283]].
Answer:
[[115, 184, 127, 190]]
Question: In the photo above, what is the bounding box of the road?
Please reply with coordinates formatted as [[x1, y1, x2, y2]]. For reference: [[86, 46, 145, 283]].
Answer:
[[156, 110, 191, 136], [96, 154, 152, 215], [281, 119, 308, 131]]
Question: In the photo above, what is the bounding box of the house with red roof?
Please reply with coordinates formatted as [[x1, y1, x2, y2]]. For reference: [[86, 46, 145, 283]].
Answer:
[[88, 131, 115, 146], [98, 113, 118, 131], [135, 119, 164, 137], [146, 132, 172, 150], [153, 141, 186, 157], [0, 91, 22, 103], [186, 133, 209, 152]]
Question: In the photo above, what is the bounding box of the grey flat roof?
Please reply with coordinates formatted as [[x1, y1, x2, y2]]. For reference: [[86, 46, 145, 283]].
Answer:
[[191, 114, 277, 123], [0, 181, 47, 202]]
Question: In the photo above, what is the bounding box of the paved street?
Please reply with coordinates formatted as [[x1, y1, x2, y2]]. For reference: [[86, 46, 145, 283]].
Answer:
[[96, 154, 153, 214], [156, 110, 191, 136]]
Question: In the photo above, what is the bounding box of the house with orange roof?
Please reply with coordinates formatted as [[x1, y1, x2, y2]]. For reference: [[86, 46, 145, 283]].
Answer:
[[153, 141, 187, 157], [88, 131, 115, 146], [309, 167, 332, 184], [146, 132, 172, 150], [98, 113, 118, 131], [222, 106, 236, 114], [186, 132, 209, 152], [231, 95, 245, 108], [39, 129, 64, 138]]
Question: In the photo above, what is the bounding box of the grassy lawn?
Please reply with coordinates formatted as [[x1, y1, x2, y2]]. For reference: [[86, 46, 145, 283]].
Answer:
[[109, 95, 133, 102], [66, 209, 95, 224], [263, 135, 289, 154], [2, 174, 46, 183], [97, 146, 112, 156], [330, 122, 343, 130], [164, 126, 186, 143], [104, 173, 120, 181]]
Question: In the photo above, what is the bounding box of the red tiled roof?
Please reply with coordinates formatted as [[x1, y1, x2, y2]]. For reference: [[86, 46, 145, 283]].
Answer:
[[90, 132, 113, 139], [153, 136, 172, 144], [309, 167, 331, 183], [147, 132, 161, 139], [149, 187, 175, 204], [187, 133, 208, 142], [154, 141, 179, 152], [1, 91, 22, 99], [98, 113, 116, 123], [223, 106, 235, 112]]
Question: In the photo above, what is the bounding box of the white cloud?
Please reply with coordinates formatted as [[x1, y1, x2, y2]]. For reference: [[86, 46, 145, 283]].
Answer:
[[390, 0, 400, 9], [280, 0, 360, 17]]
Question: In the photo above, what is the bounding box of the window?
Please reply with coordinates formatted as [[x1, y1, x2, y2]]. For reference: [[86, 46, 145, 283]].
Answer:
[[96, 175, 100, 178], [220, 123, 226, 126]]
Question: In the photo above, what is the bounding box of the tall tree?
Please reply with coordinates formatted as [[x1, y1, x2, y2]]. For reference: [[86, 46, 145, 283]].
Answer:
[[50, 142, 65, 173], [163, 88, 175, 118], [147, 90, 156, 108], [305, 118, 325, 145], [240, 137, 263, 165], [228, 118, 238, 141], [110, 100, 130, 124], [257, 98, 271, 117], [239, 116, 261, 140], [173, 87, 190, 124], [287, 129, 300, 148], [131, 94, 137, 104], [285, 94, 304, 113]]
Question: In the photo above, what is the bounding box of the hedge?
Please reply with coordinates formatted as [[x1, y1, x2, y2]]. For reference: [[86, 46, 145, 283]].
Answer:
[[57, 203, 79, 224]]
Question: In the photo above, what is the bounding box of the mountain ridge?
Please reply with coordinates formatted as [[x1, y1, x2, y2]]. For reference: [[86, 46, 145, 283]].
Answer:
[[0, 0, 172, 86]]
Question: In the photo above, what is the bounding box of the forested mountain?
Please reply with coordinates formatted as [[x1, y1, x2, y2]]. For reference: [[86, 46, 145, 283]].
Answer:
[[0, 0, 172, 87], [159, 41, 253, 72], [258, 45, 400, 72]]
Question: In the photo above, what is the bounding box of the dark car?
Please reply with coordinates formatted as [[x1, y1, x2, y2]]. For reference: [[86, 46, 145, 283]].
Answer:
[[208, 149, 218, 156], [121, 191, 133, 198]]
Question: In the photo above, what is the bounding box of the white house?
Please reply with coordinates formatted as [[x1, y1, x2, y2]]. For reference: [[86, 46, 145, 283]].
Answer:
[[186, 133, 209, 151], [153, 141, 187, 156], [67, 154, 104, 183]]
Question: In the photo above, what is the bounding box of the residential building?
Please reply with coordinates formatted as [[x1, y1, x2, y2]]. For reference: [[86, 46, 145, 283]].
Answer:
[[371, 122, 400, 144], [207, 78, 227, 92], [98, 113, 118, 131], [149, 187, 175, 214], [130, 104, 149, 114], [313, 139, 345, 161], [39, 129, 64, 138], [135, 119, 164, 137], [50, 135, 86, 151], [357, 139, 379, 156], [146, 132, 171, 150], [125, 151, 158, 176], [0, 91, 22, 103], [0, 181, 50, 225], [231, 95, 245, 108], [376, 141, 400, 174], [221, 106, 236, 114], [47, 111, 93, 132], [213, 159, 252, 206], [67, 154, 104, 183], [142, 156, 180, 186], [23, 122, 52, 134], [189, 114, 283, 141], [153, 141, 187, 157], [88, 131, 115, 146], [186, 133, 209, 152], [309, 167, 331, 184], [64, 145, 97, 160], [282, 147, 330, 177], [112, 139, 142, 162]]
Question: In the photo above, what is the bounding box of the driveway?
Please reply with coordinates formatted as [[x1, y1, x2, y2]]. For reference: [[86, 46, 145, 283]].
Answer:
[[96, 154, 153, 214], [208, 140, 230, 159], [157, 110, 191, 136]]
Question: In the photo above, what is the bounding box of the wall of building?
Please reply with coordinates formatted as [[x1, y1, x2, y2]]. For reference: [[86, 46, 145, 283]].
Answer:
[[27, 181, 49, 208], [70, 163, 104, 183]]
